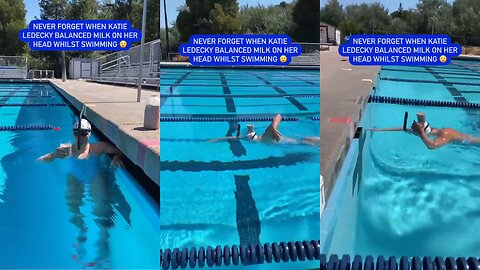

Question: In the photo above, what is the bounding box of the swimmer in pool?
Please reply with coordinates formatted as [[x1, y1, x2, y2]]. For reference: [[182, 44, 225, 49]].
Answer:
[[38, 119, 125, 167], [208, 114, 320, 146], [369, 112, 480, 149]]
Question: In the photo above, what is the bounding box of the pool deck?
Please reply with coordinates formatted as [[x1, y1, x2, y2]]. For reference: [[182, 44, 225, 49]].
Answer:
[[320, 46, 379, 209], [49, 79, 160, 185]]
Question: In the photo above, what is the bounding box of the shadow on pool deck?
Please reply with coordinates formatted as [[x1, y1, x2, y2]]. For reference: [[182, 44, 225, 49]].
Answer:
[[49, 79, 159, 185], [320, 46, 379, 206]]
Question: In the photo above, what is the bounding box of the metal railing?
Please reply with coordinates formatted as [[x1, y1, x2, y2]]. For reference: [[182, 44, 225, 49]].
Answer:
[[28, 70, 55, 79], [96, 39, 160, 76], [0, 56, 28, 79]]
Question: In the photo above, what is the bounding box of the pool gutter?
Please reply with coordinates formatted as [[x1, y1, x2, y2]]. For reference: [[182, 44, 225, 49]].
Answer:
[[320, 71, 378, 214]]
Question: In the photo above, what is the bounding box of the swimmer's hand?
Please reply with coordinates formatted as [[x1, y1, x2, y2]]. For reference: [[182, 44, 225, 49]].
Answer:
[[411, 121, 424, 134], [54, 146, 71, 159], [110, 154, 124, 168]]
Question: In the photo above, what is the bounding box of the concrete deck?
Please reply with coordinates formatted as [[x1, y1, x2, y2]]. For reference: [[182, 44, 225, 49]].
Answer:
[[320, 46, 379, 206], [49, 79, 159, 185]]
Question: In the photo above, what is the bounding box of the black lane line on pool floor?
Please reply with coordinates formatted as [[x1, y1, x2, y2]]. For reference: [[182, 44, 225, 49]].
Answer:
[[225, 121, 247, 157], [219, 73, 248, 157], [282, 73, 319, 86], [160, 71, 191, 107], [234, 175, 261, 246], [219, 73, 236, 112], [0, 89, 19, 104], [424, 67, 468, 103], [252, 74, 308, 111]]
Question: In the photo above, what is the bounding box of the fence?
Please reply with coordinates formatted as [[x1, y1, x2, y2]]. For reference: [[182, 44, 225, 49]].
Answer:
[[0, 56, 27, 79], [96, 39, 161, 75], [28, 70, 55, 79]]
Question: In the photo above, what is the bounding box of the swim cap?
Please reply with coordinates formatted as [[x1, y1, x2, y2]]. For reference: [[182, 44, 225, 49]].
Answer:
[[423, 122, 432, 134], [73, 119, 92, 131]]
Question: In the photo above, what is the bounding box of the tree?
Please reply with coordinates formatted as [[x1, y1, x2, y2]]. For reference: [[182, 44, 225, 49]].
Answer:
[[391, 3, 404, 19], [239, 3, 294, 34], [345, 3, 391, 34], [320, 0, 344, 27], [112, 0, 143, 30], [68, 0, 99, 20], [291, 0, 320, 42], [176, 0, 241, 42], [339, 19, 363, 36], [146, 0, 160, 41], [452, 0, 480, 37], [416, 0, 449, 34], [0, 0, 26, 55], [39, 0, 68, 20]]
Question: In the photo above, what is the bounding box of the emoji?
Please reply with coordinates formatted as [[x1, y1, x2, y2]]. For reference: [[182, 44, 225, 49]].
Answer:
[[439, 55, 447, 63], [119, 40, 127, 48], [279, 55, 288, 63]]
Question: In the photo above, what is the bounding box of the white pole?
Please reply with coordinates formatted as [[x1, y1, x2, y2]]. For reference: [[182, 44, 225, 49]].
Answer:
[[137, 0, 148, 102]]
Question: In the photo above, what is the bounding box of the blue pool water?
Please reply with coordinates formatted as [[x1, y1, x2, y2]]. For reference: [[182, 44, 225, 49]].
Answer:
[[0, 83, 159, 269], [325, 60, 480, 258], [160, 68, 320, 269]]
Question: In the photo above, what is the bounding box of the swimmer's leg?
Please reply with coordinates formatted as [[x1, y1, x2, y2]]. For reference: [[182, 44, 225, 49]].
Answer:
[[261, 114, 282, 142], [302, 137, 320, 146], [462, 135, 480, 144]]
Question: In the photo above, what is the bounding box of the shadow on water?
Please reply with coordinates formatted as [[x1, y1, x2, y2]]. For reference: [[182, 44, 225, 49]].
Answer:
[[66, 164, 132, 268], [234, 175, 261, 247], [352, 130, 366, 196]]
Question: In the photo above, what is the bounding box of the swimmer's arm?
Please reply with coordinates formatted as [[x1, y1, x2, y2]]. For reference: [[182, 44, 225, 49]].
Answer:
[[368, 127, 407, 132], [37, 152, 56, 161], [96, 141, 123, 155], [417, 131, 445, 149], [208, 136, 239, 142]]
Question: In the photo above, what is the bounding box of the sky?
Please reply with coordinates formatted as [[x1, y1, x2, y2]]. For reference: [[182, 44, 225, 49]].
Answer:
[[25, 0, 40, 23]]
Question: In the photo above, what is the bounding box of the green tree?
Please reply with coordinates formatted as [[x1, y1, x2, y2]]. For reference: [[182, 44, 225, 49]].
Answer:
[[112, 0, 143, 30], [452, 0, 480, 37], [239, 3, 294, 34], [68, 0, 99, 20], [0, 0, 26, 55], [146, 0, 160, 41], [391, 3, 404, 19], [345, 3, 391, 34], [176, 0, 241, 42], [39, 0, 68, 20], [416, 0, 450, 34], [339, 19, 363, 36], [291, 0, 320, 42], [320, 0, 344, 27], [36, 0, 69, 76]]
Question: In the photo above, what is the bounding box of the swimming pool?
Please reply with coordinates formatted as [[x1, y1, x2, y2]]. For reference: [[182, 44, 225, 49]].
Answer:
[[160, 68, 320, 269], [322, 59, 480, 258], [0, 82, 159, 269]]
